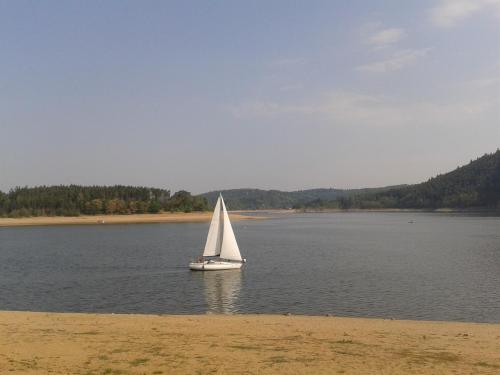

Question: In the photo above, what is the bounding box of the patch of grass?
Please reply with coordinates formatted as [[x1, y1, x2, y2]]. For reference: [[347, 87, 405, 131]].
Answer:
[[101, 369, 123, 374], [266, 355, 289, 364], [294, 356, 317, 364], [109, 348, 127, 354], [75, 331, 100, 335], [129, 358, 150, 366], [98, 355, 109, 361], [17, 359, 38, 369], [397, 350, 460, 364], [145, 346, 163, 355], [327, 338, 374, 348], [333, 350, 362, 357], [36, 328, 56, 334], [334, 339, 354, 344], [281, 335, 303, 341], [474, 362, 500, 369], [228, 344, 261, 350], [269, 346, 287, 351], [422, 351, 460, 363]]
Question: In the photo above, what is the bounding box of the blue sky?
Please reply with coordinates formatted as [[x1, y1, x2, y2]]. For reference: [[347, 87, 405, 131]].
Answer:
[[1, 0, 499, 193]]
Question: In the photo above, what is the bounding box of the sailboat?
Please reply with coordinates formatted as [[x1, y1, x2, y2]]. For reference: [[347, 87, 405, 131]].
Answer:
[[189, 194, 246, 271]]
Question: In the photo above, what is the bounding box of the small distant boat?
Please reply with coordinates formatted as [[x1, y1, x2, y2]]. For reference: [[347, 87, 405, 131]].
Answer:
[[189, 194, 246, 271]]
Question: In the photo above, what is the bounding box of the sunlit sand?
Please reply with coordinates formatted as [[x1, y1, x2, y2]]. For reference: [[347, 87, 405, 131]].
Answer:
[[0, 212, 263, 227], [0, 311, 499, 374]]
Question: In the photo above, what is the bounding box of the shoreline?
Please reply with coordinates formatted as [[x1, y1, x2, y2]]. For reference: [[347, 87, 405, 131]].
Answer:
[[0, 211, 263, 228], [0, 311, 499, 374], [1, 208, 497, 228], [289, 208, 500, 214]]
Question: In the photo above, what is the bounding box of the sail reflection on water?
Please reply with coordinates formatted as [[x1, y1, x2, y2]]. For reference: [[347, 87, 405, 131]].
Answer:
[[202, 270, 242, 314]]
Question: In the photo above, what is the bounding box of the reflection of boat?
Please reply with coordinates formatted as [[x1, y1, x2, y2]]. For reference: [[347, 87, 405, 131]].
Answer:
[[189, 194, 246, 270], [203, 270, 242, 314]]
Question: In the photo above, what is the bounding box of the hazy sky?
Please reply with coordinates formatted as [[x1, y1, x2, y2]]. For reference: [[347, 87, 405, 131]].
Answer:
[[1, 0, 499, 193]]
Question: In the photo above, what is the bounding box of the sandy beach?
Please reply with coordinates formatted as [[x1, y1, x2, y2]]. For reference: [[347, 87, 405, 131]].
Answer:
[[0, 311, 499, 374], [0, 212, 262, 227]]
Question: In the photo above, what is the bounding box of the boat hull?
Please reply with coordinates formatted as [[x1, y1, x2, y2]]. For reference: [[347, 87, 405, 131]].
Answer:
[[189, 261, 243, 271]]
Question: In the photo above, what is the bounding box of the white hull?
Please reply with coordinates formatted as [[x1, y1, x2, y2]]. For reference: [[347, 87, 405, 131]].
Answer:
[[189, 260, 243, 271]]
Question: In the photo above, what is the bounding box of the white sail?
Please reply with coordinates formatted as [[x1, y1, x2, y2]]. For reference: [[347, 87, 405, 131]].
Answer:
[[219, 197, 243, 261], [203, 196, 223, 257]]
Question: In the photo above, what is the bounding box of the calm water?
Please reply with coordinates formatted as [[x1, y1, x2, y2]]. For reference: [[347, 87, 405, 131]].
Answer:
[[0, 212, 499, 322]]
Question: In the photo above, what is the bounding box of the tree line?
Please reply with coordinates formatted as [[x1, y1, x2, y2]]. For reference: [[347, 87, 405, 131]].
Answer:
[[0, 185, 209, 217], [201, 186, 402, 210]]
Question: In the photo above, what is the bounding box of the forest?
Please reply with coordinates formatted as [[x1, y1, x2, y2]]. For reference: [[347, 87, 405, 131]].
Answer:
[[201, 186, 402, 210], [297, 150, 500, 210], [0, 185, 209, 217]]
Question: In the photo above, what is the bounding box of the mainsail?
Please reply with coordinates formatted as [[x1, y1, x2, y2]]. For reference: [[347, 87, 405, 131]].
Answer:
[[202, 196, 223, 256], [219, 197, 243, 261]]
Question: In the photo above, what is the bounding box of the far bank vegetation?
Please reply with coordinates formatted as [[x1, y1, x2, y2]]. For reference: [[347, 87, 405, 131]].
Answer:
[[0, 186, 209, 218]]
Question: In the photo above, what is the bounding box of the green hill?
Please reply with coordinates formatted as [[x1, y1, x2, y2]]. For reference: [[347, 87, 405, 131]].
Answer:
[[303, 150, 500, 210], [200, 186, 403, 210]]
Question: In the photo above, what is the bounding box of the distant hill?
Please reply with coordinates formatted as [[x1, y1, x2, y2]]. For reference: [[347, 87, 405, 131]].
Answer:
[[301, 150, 500, 210], [200, 186, 404, 210]]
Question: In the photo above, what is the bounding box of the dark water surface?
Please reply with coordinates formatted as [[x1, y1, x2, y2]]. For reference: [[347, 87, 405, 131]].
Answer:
[[1, 212, 499, 322]]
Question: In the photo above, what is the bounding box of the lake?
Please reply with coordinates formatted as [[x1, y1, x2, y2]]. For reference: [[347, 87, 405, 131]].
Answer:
[[1, 212, 499, 322]]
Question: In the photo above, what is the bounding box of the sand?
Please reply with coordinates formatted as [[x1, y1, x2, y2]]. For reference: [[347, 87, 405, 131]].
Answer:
[[0, 212, 262, 227], [0, 311, 499, 374]]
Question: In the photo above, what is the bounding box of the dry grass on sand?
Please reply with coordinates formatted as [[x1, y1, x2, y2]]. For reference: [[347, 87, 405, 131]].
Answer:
[[0, 311, 499, 374]]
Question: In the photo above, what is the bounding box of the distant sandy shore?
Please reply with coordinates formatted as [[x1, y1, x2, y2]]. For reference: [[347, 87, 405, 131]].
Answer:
[[294, 208, 500, 213], [0, 212, 263, 227], [238, 208, 500, 214], [0, 311, 499, 374]]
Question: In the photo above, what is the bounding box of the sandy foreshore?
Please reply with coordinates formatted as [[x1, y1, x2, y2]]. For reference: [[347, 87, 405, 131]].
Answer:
[[0, 311, 499, 374], [0, 212, 263, 227]]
